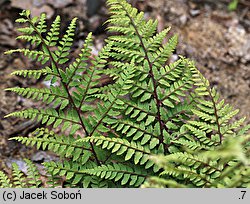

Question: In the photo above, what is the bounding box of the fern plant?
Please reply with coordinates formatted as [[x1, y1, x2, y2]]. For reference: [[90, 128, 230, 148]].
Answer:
[[142, 134, 250, 188], [0, 159, 41, 188], [228, 0, 238, 11], [1, 0, 249, 188]]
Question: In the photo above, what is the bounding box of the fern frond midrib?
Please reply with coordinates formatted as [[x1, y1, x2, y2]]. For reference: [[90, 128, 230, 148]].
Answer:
[[26, 15, 90, 135], [121, 99, 156, 117], [86, 136, 151, 155], [116, 120, 159, 140], [207, 89, 223, 143], [161, 80, 192, 102], [78, 65, 96, 109], [83, 167, 148, 178], [163, 166, 212, 186], [12, 136, 91, 152], [26, 14, 103, 165], [157, 61, 182, 81], [89, 74, 133, 137], [6, 109, 81, 125], [116, 1, 168, 146], [6, 87, 69, 101]]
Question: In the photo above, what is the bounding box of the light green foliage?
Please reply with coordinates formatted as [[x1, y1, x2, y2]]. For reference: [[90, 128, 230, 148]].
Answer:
[[1, 0, 249, 188], [0, 171, 12, 188], [228, 0, 238, 11], [142, 135, 250, 188], [0, 160, 41, 188]]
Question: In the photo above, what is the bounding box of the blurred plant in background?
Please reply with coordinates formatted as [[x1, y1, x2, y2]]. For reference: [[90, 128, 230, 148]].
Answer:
[[228, 0, 238, 11]]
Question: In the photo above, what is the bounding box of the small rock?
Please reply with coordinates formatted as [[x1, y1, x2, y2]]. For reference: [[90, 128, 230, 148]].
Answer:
[[11, 0, 33, 10], [11, 0, 54, 19], [170, 54, 179, 63], [0, 19, 15, 47], [86, 0, 102, 17], [90, 45, 99, 56], [180, 14, 188, 25], [6, 159, 28, 174], [33, 0, 46, 7], [190, 9, 200, 17], [225, 25, 250, 64], [46, 0, 73, 8], [32, 4, 54, 19], [188, 1, 197, 10], [88, 15, 102, 32], [12, 0, 74, 9], [0, 35, 16, 47], [95, 38, 104, 51], [170, 6, 183, 16], [0, 19, 13, 35], [31, 151, 48, 162], [0, 0, 8, 6], [0, 56, 8, 70], [31, 151, 59, 162], [13, 58, 25, 68]]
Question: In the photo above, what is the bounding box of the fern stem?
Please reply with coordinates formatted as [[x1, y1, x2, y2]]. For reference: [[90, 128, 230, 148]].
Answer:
[[26, 17, 101, 165], [90, 143, 101, 165], [15, 136, 92, 152], [89, 88, 122, 137], [78, 65, 95, 109], [161, 81, 190, 102], [84, 168, 148, 178], [102, 152, 113, 163], [176, 167, 212, 186], [119, 2, 167, 151], [207, 89, 223, 143], [120, 121, 159, 139], [121, 99, 157, 119]]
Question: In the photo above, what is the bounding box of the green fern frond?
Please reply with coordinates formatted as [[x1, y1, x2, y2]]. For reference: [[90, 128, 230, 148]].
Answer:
[[5, 108, 81, 134], [5, 87, 69, 109], [44, 160, 103, 187], [16, 35, 41, 46], [54, 17, 77, 64], [10, 67, 54, 79], [77, 136, 157, 169], [24, 159, 42, 188], [0, 171, 12, 188], [46, 15, 61, 47], [12, 163, 27, 188], [147, 27, 171, 51], [147, 135, 249, 188], [190, 63, 245, 143], [66, 32, 93, 85], [85, 63, 136, 136], [142, 176, 186, 188], [37, 13, 47, 34], [81, 163, 147, 187], [0, 160, 44, 188], [5, 49, 49, 64], [11, 128, 92, 163]]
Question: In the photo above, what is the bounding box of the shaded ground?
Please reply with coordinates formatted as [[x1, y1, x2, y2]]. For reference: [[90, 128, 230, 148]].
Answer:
[[0, 0, 249, 174]]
